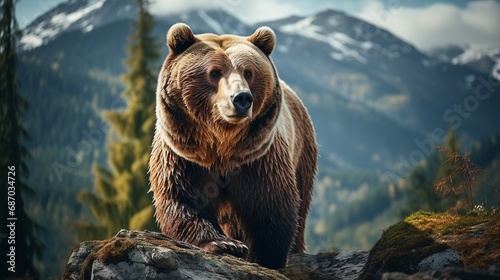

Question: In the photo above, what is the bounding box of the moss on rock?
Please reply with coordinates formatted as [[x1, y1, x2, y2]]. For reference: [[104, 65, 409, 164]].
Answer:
[[360, 211, 500, 279]]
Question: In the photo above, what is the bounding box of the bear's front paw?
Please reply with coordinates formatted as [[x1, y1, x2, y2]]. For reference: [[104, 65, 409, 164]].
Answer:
[[198, 237, 248, 258]]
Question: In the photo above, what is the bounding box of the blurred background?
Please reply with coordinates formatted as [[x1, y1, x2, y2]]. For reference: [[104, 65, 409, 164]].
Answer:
[[2, 0, 500, 278]]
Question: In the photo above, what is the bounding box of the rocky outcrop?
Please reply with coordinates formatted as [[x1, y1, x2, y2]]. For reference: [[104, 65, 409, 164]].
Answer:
[[63, 212, 500, 280], [381, 265, 500, 280], [64, 230, 287, 280], [359, 211, 500, 279], [63, 230, 368, 280], [284, 251, 368, 280]]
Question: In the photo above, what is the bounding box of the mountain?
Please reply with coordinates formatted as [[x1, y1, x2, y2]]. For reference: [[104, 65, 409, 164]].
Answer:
[[20, 0, 137, 49], [20, 0, 251, 50], [19, 0, 500, 193], [257, 9, 500, 170]]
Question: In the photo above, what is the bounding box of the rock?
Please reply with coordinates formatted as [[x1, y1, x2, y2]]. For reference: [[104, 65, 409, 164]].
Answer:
[[63, 230, 288, 280], [359, 212, 500, 280], [381, 266, 500, 280], [127, 246, 179, 270], [63, 230, 370, 280], [417, 249, 462, 271], [284, 251, 368, 280]]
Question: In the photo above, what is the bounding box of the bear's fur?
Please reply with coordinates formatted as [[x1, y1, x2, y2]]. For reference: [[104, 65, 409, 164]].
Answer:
[[149, 23, 318, 269]]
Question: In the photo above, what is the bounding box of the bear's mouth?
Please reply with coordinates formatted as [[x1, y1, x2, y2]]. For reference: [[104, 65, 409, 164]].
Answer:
[[229, 113, 248, 118], [217, 103, 252, 124], [224, 114, 251, 124]]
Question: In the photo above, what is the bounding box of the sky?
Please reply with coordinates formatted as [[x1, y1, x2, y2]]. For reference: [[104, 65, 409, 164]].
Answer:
[[16, 0, 500, 51]]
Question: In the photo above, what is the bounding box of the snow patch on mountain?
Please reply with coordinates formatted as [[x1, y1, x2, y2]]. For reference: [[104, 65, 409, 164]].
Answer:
[[83, 24, 94, 32], [20, 34, 43, 49], [51, 0, 105, 29], [280, 16, 368, 64], [452, 46, 500, 81], [452, 46, 500, 65], [21, 0, 105, 49]]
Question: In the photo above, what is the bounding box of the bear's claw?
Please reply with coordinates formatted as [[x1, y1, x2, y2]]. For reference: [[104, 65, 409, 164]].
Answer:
[[198, 238, 248, 258]]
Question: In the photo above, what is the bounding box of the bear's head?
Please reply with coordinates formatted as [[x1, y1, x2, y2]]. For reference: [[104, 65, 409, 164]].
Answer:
[[156, 23, 282, 170]]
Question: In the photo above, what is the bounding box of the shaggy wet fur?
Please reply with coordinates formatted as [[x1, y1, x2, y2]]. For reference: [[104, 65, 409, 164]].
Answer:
[[149, 23, 317, 269]]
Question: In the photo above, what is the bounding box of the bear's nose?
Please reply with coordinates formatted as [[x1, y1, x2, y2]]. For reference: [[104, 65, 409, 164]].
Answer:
[[231, 90, 253, 115]]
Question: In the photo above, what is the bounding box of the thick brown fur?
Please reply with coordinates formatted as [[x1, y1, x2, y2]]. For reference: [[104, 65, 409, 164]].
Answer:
[[149, 23, 318, 269]]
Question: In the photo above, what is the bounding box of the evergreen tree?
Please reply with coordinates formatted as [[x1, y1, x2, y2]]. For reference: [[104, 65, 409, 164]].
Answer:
[[404, 163, 449, 214], [434, 128, 461, 209], [434, 130, 486, 211], [403, 129, 460, 214], [75, 0, 159, 241], [437, 128, 461, 181], [0, 0, 43, 278]]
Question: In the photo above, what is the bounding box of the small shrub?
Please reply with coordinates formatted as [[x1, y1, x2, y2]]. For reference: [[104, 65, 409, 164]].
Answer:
[[434, 146, 486, 211]]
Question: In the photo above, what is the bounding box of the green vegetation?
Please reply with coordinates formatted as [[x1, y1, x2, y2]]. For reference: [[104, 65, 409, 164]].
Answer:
[[75, 0, 160, 241], [18, 56, 118, 278], [0, 0, 43, 278], [361, 211, 500, 279], [13, 1, 161, 277], [403, 129, 460, 214]]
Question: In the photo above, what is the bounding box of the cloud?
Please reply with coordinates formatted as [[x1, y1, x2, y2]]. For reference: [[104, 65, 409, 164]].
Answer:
[[222, 1, 301, 24], [150, 0, 213, 16], [150, 0, 301, 24], [356, 0, 500, 50]]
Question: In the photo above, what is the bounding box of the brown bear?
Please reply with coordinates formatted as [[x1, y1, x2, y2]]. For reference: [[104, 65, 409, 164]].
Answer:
[[149, 23, 318, 269]]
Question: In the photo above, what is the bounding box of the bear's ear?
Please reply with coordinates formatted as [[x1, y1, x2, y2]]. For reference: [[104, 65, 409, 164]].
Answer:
[[248, 26, 276, 56], [167, 23, 196, 54]]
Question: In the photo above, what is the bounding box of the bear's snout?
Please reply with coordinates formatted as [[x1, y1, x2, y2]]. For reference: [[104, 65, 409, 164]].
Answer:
[[231, 90, 253, 115]]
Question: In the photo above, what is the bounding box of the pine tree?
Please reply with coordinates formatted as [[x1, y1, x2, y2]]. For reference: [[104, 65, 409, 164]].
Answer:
[[403, 129, 461, 214], [437, 128, 461, 180], [75, 0, 159, 241], [0, 0, 43, 278], [434, 128, 461, 209], [434, 130, 485, 211]]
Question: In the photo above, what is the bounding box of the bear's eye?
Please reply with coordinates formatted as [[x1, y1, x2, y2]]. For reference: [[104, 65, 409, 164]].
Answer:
[[210, 69, 222, 80], [244, 70, 253, 80]]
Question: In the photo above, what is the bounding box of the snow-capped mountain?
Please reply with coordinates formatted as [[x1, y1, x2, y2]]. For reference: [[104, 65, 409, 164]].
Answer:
[[20, 0, 252, 50], [20, 0, 137, 49], [18, 0, 500, 171], [258, 10, 489, 128], [262, 9, 419, 65]]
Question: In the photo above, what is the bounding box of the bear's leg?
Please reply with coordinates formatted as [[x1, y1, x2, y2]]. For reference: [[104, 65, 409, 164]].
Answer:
[[151, 148, 249, 258], [290, 169, 314, 254], [154, 194, 248, 258], [244, 216, 297, 269], [230, 163, 300, 269]]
